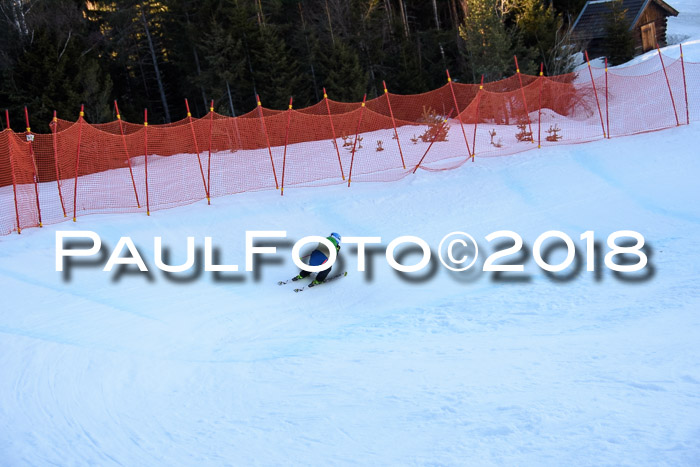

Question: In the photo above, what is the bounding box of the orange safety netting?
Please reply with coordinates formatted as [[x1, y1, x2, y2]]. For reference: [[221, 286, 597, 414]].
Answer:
[[1, 52, 698, 235]]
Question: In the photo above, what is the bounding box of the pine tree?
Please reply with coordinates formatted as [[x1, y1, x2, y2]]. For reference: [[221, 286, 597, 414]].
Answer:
[[249, 27, 303, 109], [0, 0, 112, 131], [515, 0, 576, 75], [318, 40, 368, 102], [604, 0, 636, 65], [293, 3, 323, 105], [92, 0, 176, 123], [165, 0, 222, 116], [458, 0, 513, 82], [196, 18, 250, 114], [0, 0, 608, 126], [391, 38, 430, 95]]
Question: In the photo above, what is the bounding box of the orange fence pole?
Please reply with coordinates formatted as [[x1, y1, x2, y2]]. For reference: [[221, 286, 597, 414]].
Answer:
[[446, 69, 472, 158], [5, 111, 21, 233], [185, 98, 211, 200], [514, 56, 534, 140], [256, 95, 279, 189], [281, 97, 293, 196], [24, 107, 42, 227], [72, 104, 84, 222], [323, 88, 345, 180], [472, 75, 483, 160], [584, 51, 606, 138], [382, 81, 406, 169], [538, 65, 543, 148], [144, 109, 150, 216], [347, 94, 367, 187], [50, 111, 67, 217], [680, 43, 690, 125], [23, 109, 40, 213], [656, 44, 679, 127], [413, 109, 454, 174], [605, 58, 610, 138], [206, 99, 214, 204], [114, 100, 141, 208]]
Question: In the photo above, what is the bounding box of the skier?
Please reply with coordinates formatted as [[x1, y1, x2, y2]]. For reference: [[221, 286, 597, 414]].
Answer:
[[292, 232, 341, 285]]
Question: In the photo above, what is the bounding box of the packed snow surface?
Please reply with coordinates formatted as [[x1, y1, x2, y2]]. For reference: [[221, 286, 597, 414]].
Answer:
[[1, 3, 700, 465], [2, 119, 700, 466]]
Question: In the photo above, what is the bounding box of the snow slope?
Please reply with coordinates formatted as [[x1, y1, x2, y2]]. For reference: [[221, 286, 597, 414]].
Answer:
[[667, 0, 700, 44], [1, 3, 700, 465], [1, 119, 700, 466]]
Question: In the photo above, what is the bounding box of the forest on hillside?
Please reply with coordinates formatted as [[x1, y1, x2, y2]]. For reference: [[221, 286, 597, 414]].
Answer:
[[1, 0, 592, 131]]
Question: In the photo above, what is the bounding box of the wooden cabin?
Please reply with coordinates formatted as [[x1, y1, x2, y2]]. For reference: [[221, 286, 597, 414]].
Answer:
[[571, 0, 679, 58]]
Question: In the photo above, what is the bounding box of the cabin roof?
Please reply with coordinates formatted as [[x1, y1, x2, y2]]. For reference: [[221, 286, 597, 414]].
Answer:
[[571, 0, 679, 40]]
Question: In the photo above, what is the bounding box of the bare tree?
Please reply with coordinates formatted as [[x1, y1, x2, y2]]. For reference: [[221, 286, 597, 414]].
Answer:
[[397, 0, 409, 37], [545, 20, 580, 76], [432, 0, 440, 30], [0, 0, 30, 37]]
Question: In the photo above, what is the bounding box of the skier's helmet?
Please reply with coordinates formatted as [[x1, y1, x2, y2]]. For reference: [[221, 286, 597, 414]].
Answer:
[[330, 232, 341, 244]]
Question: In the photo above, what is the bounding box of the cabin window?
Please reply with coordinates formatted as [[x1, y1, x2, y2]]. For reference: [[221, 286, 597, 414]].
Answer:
[[641, 22, 657, 52]]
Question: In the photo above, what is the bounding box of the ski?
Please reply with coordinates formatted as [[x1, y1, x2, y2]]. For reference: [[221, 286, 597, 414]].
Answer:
[[294, 271, 347, 292], [278, 275, 306, 285]]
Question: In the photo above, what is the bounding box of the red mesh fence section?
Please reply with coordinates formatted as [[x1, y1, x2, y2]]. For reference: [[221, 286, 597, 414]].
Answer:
[[1, 55, 699, 235], [3, 132, 41, 231], [239, 106, 285, 119], [0, 131, 21, 233], [686, 61, 700, 123]]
